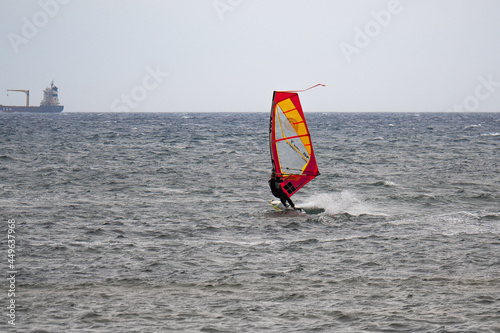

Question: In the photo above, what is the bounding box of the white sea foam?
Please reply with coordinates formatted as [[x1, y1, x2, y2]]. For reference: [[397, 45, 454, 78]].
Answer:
[[299, 191, 386, 217], [463, 124, 482, 130], [481, 132, 500, 137]]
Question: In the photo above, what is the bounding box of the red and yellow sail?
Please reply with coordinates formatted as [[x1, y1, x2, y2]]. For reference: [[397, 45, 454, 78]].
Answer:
[[269, 85, 322, 197]]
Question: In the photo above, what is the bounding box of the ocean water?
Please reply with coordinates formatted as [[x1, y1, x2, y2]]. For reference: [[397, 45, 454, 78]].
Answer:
[[1, 112, 499, 332]]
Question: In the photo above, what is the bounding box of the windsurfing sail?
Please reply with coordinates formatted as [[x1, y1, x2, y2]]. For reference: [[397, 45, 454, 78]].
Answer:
[[269, 84, 323, 197]]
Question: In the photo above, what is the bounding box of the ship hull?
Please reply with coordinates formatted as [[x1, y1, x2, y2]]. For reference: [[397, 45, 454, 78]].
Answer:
[[0, 105, 64, 113]]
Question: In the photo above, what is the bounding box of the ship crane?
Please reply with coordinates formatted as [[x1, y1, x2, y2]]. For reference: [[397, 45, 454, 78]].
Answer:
[[7, 89, 29, 107]]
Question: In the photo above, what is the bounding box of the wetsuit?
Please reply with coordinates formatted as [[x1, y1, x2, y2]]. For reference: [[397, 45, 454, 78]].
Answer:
[[269, 176, 295, 209]]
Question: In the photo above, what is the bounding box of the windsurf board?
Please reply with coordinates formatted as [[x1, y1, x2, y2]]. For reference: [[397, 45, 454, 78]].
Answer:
[[270, 199, 306, 213]]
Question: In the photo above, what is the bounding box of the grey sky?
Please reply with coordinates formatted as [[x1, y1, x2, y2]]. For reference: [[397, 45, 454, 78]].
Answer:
[[1, 0, 499, 112]]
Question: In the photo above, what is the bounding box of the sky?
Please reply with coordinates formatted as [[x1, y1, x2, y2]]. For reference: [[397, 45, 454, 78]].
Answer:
[[1, 0, 500, 112]]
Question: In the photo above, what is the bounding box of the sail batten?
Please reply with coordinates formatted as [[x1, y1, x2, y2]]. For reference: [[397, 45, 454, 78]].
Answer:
[[269, 88, 321, 197], [275, 134, 308, 142]]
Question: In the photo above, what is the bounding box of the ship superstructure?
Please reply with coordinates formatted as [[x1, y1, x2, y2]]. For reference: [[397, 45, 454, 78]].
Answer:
[[40, 81, 61, 107]]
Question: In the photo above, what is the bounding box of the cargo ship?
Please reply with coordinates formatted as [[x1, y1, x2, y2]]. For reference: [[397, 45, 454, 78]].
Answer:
[[0, 81, 64, 113]]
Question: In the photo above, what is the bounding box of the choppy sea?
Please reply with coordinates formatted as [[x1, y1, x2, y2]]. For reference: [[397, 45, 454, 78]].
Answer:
[[1, 112, 500, 332]]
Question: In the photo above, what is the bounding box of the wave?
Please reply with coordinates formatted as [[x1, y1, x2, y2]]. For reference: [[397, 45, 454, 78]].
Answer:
[[368, 180, 397, 187], [410, 211, 500, 236], [463, 124, 482, 130], [481, 132, 500, 137]]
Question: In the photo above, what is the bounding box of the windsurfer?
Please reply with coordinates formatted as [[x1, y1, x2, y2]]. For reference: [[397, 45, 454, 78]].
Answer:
[[269, 171, 296, 209]]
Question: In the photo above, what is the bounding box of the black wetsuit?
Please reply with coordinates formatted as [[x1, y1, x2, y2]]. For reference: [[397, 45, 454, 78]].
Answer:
[[269, 177, 295, 209]]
